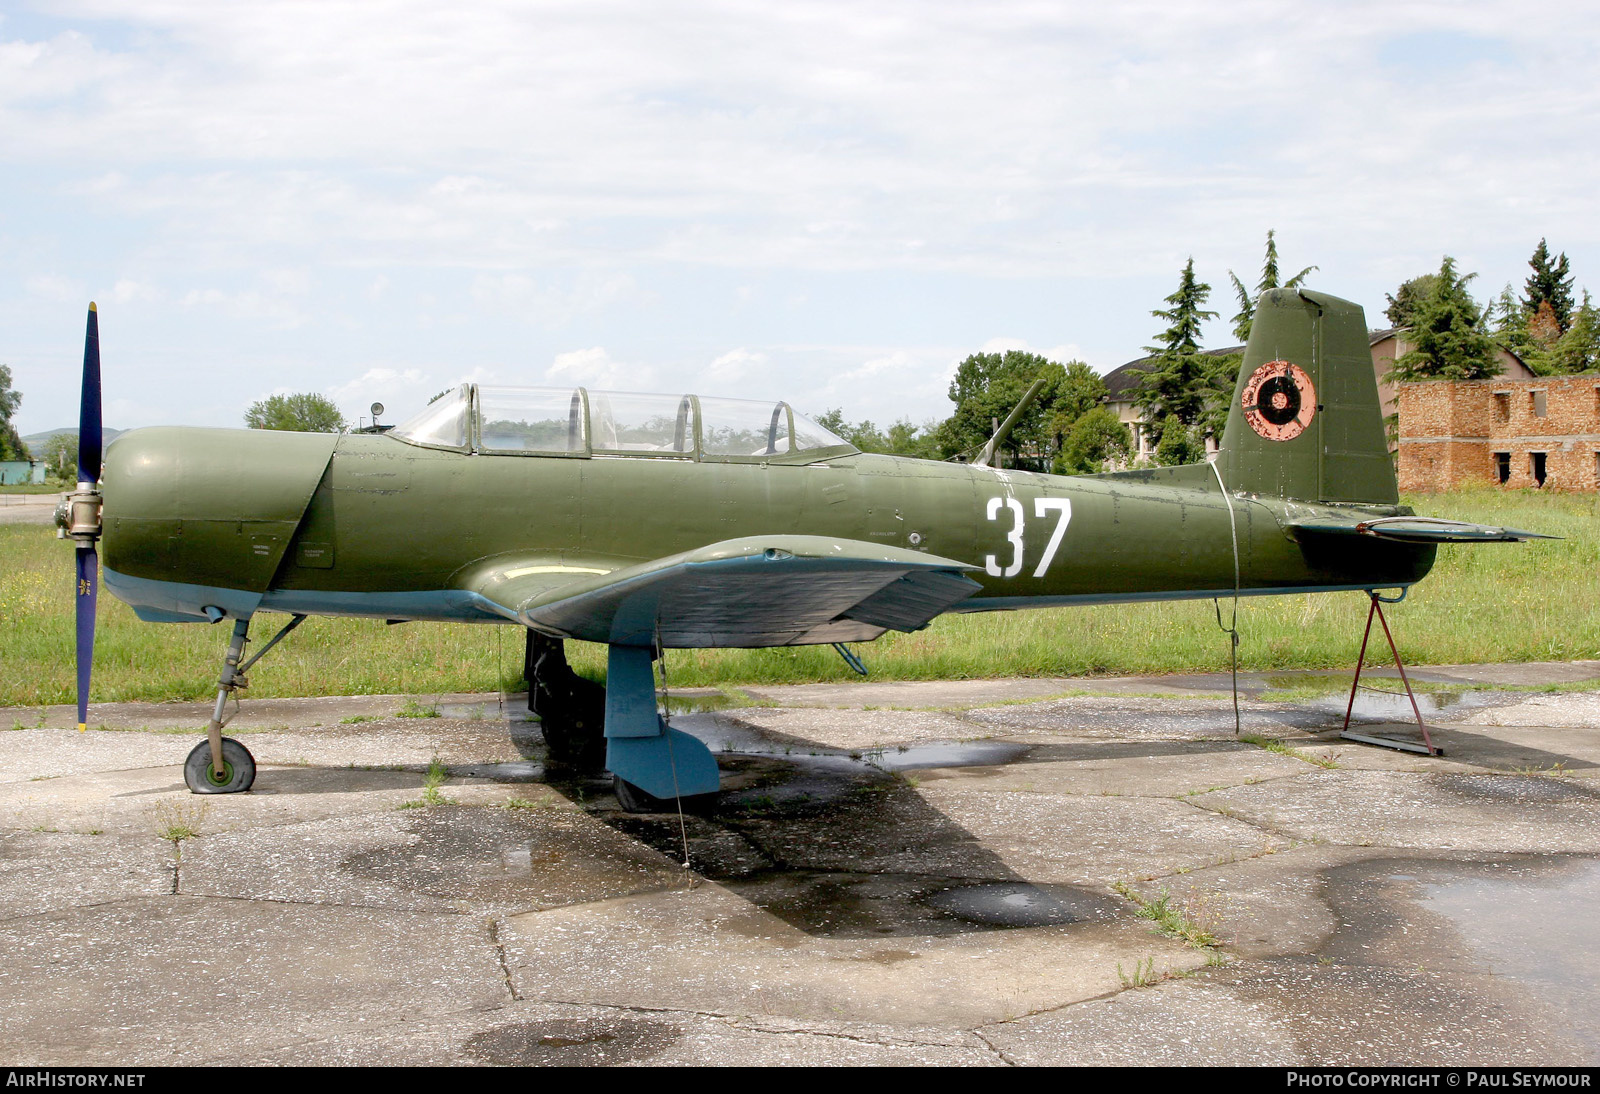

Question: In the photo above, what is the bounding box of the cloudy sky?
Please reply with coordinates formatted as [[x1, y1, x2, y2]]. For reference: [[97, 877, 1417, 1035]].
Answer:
[[3, 1, 1597, 435]]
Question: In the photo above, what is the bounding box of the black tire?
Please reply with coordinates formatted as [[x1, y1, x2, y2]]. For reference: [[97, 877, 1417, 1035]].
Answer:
[[541, 715, 607, 773], [612, 775, 717, 816], [184, 737, 256, 794]]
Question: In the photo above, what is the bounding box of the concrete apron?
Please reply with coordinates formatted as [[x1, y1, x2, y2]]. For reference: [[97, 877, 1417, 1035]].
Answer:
[[2, 666, 1599, 1066]]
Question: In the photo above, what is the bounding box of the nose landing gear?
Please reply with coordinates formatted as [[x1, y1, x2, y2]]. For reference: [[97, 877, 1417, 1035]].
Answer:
[[182, 613, 306, 794]]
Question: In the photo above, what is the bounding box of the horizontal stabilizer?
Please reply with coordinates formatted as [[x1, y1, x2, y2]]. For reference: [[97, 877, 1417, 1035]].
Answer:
[[1290, 516, 1554, 544]]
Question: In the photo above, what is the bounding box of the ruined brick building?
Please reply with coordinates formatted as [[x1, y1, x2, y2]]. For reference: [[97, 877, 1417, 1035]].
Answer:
[[1397, 375, 1600, 491]]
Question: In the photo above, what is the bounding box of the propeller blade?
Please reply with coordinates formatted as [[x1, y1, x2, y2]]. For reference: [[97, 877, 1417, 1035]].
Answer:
[[75, 544, 98, 732], [78, 303, 102, 485]]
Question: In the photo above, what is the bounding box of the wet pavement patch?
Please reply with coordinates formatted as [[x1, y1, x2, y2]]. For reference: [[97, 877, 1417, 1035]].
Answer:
[[720, 871, 1123, 937], [925, 881, 1122, 928], [465, 1016, 680, 1066], [1420, 857, 1600, 1055], [860, 740, 1030, 771], [1436, 773, 1600, 805]]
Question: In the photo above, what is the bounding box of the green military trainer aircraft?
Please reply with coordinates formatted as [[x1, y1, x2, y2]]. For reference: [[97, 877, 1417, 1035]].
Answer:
[[58, 290, 1542, 809]]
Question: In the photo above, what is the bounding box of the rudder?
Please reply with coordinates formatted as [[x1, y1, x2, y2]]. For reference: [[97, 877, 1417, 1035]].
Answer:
[[1215, 288, 1396, 505]]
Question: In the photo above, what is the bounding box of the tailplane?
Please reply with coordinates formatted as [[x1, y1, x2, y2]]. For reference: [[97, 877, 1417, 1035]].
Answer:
[[1215, 289, 1396, 504]]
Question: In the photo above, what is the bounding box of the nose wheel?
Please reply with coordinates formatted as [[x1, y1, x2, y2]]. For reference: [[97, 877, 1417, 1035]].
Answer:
[[183, 737, 256, 794]]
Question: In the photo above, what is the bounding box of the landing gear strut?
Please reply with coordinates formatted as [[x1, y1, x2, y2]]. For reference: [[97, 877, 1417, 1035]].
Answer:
[[524, 632, 607, 772], [183, 613, 306, 794], [523, 633, 720, 813]]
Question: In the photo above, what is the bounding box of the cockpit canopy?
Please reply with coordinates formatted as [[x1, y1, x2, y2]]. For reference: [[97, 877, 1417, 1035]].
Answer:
[[391, 385, 855, 462]]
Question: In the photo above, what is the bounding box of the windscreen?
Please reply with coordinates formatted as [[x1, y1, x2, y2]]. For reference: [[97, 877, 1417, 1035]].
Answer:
[[391, 386, 469, 449]]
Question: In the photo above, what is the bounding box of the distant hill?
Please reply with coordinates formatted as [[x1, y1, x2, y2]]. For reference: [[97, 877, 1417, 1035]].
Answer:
[[20, 427, 126, 459]]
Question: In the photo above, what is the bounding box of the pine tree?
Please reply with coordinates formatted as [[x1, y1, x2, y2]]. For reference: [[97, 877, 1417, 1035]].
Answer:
[[1227, 230, 1316, 342], [1549, 291, 1600, 374], [1135, 259, 1220, 444], [1523, 239, 1575, 333], [1387, 257, 1501, 382], [1384, 274, 1439, 328]]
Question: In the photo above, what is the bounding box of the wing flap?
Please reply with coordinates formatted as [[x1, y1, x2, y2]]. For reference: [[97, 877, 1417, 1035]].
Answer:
[[476, 535, 981, 648]]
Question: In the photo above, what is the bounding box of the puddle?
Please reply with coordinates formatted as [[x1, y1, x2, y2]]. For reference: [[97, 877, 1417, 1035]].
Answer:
[[925, 882, 1121, 928], [1420, 859, 1600, 1052], [726, 871, 1119, 937], [662, 691, 742, 714], [465, 1017, 679, 1066], [435, 700, 535, 723], [1309, 687, 1496, 722], [859, 740, 1029, 771], [448, 761, 545, 782]]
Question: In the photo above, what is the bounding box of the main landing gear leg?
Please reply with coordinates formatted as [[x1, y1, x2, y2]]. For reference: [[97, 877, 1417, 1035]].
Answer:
[[603, 644, 719, 814], [524, 632, 607, 773]]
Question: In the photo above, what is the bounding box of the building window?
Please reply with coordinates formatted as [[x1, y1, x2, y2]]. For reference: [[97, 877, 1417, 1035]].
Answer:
[[1530, 451, 1547, 487], [1493, 392, 1511, 423], [1494, 451, 1511, 484], [1531, 390, 1548, 418]]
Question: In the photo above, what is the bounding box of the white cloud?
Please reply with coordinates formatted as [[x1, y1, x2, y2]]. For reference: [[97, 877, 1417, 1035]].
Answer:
[[110, 279, 158, 303], [545, 346, 654, 389], [702, 347, 767, 383]]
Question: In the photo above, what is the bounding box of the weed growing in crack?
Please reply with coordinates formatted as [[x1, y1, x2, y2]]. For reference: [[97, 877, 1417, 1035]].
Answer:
[[1239, 734, 1338, 769], [1116, 957, 1160, 988], [1113, 881, 1227, 950], [152, 799, 207, 846]]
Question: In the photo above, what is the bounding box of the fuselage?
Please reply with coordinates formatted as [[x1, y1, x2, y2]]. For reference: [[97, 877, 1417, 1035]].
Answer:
[[99, 424, 1433, 631]]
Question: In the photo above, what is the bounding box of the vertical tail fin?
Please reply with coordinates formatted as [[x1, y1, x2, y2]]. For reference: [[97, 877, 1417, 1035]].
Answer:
[[1215, 288, 1396, 505]]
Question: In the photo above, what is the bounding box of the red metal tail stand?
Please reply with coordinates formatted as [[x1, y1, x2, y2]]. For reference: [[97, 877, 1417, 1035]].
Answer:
[[1341, 591, 1441, 757]]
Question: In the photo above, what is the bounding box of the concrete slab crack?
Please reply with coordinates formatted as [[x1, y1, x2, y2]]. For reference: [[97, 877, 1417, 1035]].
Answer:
[[969, 1028, 1019, 1066], [488, 917, 521, 1002]]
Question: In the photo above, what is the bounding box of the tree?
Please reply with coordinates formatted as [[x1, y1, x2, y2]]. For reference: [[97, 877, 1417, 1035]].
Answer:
[[1154, 414, 1202, 466], [1523, 238, 1575, 333], [1548, 291, 1600, 374], [1055, 406, 1130, 474], [1386, 257, 1500, 382], [245, 392, 347, 432], [39, 432, 78, 476], [815, 409, 940, 459], [936, 350, 1090, 470], [1384, 274, 1438, 328], [1228, 229, 1316, 342], [0, 365, 24, 462], [1134, 258, 1222, 446]]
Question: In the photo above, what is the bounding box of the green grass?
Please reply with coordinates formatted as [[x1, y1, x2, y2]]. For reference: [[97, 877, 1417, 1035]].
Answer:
[[1113, 882, 1226, 949], [1, 488, 1595, 707], [1238, 734, 1340, 769]]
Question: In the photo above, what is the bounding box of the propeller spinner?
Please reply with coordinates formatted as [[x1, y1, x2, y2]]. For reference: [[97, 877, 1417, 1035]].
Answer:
[[56, 303, 105, 732]]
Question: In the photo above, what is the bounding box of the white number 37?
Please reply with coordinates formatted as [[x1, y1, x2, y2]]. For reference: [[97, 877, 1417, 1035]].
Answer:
[[985, 496, 1072, 578]]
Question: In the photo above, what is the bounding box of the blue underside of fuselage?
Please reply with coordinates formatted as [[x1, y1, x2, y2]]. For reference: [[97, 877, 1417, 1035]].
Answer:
[[104, 566, 1412, 630], [104, 568, 517, 625]]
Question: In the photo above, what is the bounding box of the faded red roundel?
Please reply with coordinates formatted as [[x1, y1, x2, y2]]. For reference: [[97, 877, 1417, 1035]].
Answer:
[[1241, 360, 1316, 442]]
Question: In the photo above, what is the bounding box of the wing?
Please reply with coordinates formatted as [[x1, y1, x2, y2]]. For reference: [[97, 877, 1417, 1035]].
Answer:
[[1289, 516, 1555, 544], [462, 535, 982, 648]]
